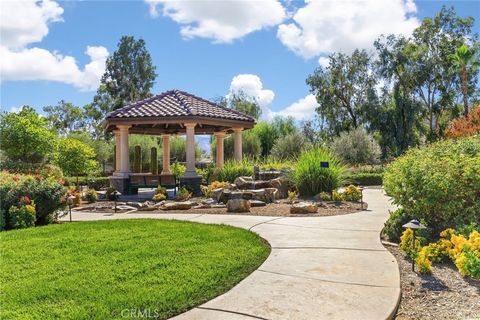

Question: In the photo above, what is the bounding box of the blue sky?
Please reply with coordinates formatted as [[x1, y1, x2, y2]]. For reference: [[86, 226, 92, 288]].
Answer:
[[1, 0, 479, 121]]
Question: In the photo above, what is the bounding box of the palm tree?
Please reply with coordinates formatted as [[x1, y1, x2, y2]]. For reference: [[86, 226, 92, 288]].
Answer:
[[449, 44, 479, 117]]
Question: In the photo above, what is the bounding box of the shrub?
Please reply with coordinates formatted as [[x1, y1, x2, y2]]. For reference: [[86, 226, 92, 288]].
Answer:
[[400, 229, 425, 259], [293, 147, 346, 196], [66, 189, 82, 206], [211, 131, 261, 160], [383, 208, 414, 243], [85, 189, 98, 203], [176, 187, 192, 201], [332, 190, 344, 201], [270, 132, 310, 160], [153, 193, 166, 202], [344, 173, 383, 186], [172, 162, 186, 179], [215, 159, 254, 183], [64, 176, 110, 189], [384, 136, 480, 235], [330, 127, 381, 165], [201, 181, 229, 198], [445, 105, 480, 138], [0, 171, 65, 227], [342, 185, 361, 201], [287, 191, 298, 204], [319, 192, 331, 201], [8, 202, 36, 230]]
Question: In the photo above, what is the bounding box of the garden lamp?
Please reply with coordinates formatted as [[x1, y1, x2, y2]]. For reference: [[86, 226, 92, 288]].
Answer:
[[112, 190, 121, 213], [358, 186, 364, 210], [67, 195, 76, 222], [402, 219, 426, 272]]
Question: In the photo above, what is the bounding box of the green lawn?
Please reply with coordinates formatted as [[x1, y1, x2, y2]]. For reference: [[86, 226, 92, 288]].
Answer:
[[0, 219, 270, 319]]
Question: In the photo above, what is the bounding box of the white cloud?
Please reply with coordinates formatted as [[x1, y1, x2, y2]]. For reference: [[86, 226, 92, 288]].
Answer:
[[318, 56, 329, 68], [145, 0, 286, 43], [9, 106, 22, 113], [277, 0, 419, 58], [268, 94, 318, 121], [0, 0, 108, 91], [227, 74, 275, 108]]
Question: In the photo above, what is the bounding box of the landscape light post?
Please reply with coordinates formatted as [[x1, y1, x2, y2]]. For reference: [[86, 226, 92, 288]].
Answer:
[[402, 219, 426, 272], [112, 190, 121, 213], [67, 195, 76, 222]]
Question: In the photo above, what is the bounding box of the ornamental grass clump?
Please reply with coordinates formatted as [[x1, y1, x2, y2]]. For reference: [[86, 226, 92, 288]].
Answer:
[[293, 147, 346, 197], [215, 159, 254, 183]]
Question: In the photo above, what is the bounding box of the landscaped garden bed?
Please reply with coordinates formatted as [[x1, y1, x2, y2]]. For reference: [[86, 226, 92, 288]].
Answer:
[[0, 219, 270, 319]]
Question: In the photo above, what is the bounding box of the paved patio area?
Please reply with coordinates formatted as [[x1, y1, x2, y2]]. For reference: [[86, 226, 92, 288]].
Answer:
[[61, 188, 400, 320]]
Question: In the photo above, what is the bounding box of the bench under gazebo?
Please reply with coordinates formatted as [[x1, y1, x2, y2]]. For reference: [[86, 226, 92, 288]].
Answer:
[[103, 89, 255, 194]]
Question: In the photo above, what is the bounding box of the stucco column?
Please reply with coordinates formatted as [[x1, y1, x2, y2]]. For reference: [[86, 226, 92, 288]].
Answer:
[[214, 131, 226, 168], [161, 134, 171, 175], [233, 127, 243, 162], [183, 122, 197, 177], [118, 125, 131, 175], [113, 130, 121, 173]]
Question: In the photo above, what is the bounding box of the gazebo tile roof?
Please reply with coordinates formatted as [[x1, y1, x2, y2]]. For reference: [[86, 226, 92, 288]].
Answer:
[[106, 90, 255, 122]]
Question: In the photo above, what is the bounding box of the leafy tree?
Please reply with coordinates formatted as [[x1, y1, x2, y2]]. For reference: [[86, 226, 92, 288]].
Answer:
[[54, 138, 97, 182], [211, 131, 261, 160], [43, 100, 85, 135], [271, 116, 297, 137], [445, 105, 480, 138], [95, 36, 157, 112], [330, 127, 381, 165], [67, 132, 113, 173], [218, 91, 262, 119], [169, 136, 202, 162], [306, 49, 377, 135], [251, 121, 277, 157], [450, 43, 480, 116], [0, 106, 56, 163], [270, 131, 310, 160]]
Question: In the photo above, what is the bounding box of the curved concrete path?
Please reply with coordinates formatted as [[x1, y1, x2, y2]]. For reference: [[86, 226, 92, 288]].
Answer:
[[62, 188, 400, 320]]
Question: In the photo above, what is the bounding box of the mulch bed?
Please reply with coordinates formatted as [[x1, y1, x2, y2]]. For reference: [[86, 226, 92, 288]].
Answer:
[[75, 199, 367, 217], [385, 243, 480, 320]]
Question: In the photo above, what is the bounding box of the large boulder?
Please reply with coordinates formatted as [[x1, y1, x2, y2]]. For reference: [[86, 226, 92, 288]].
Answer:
[[253, 180, 272, 189], [161, 201, 193, 210], [226, 199, 251, 213], [269, 178, 289, 199], [234, 176, 254, 190], [264, 188, 279, 203], [290, 202, 318, 214]]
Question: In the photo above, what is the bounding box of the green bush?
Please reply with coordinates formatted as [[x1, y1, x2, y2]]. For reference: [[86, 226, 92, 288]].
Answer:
[[292, 147, 346, 196], [384, 136, 480, 235], [64, 176, 110, 189], [330, 128, 381, 165], [215, 159, 254, 183], [0, 171, 65, 227], [0, 209, 6, 231], [85, 189, 98, 203], [383, 208, 414, 242], [344, 173, 383, 186], [8, 204, 36, 229], [176, 187, 192, 201], [342, 185, 362, 201], [270, 132, 310, 160]]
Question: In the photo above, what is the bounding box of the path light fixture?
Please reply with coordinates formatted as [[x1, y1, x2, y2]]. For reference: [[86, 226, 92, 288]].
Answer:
[[402, 219, 427, 272], [359, 186, 364, 210], [112, 190, 121, 213], [67, 195, 76, 222]]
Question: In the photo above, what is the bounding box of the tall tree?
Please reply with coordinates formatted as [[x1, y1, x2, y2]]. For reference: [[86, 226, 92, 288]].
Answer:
[[450, 43, 480, 116], [96, 36, 156, 112], [218, 91, 262, 119], [43, 100, 85, 135], [306, 50, 377, 135]]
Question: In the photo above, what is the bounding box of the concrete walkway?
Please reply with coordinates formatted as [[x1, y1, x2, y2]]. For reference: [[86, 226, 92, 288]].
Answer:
[[62, 188, 400, 320]]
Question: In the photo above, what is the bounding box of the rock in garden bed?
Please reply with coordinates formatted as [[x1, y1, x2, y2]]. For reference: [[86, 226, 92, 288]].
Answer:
[[226, 199, 250, 213], [290, 202, 318, 214]]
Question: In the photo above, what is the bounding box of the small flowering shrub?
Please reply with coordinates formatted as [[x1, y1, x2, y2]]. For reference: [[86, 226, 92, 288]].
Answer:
[[85, 189, 98, 203], [176, 187, 192, 201], [66, 188, 82, 206], [332, 190, 344, 201], [0, 171, 65, 228], [8, 197, 36, 229], [287, 190, 298, 204], [342, 185, 362, 201], [400, 228, 426, 259], [445, 106, 480, 138], [200, 181, 229, 198], [319, 192, 331, 201], [152, 186, 168, 202]]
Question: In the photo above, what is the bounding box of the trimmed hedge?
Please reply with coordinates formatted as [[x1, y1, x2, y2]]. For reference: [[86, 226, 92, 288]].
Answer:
[[344, 173, 383, 186], [64, 176, 110, 190], [384, 135, 480, 236]]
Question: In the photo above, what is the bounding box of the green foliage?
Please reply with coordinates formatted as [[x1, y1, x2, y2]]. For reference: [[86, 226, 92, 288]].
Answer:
[[169, 136, 202, 162], [64, 176, 110, 189], [215, 159, 254, 183], [85, 189, 98, 203], [67, 131, 113, 170], [270, 132, 311, 160], [271, 116, 297, 137], [344, 173, 383, 186], [0, 209, 5, 231], [332, 190, 344, 201], [133, 145, 141, 172], [384, 136, 480, 235], [172, 162, 186, 178], [383, 208, 415, 243], [0, 171, 65, 227], [330, 128, 381, 165], [0, 106, 56, 163], [8, 204, 36, 230], [153, 185, 167, 202], [43, 100, 85, 135], [176, 187, 192, 201], [54, 138, 98, 177], [105, 187, 117, 201], [212, 131, 261, 160], [220, 90, 262, 119], [342, 185, 362, 201], [251, 121, 278, 157], [319, 192, 331, 201], [128, 135, 159, 171], [0, 220, 270, 319], [293, 147, 346, 196]]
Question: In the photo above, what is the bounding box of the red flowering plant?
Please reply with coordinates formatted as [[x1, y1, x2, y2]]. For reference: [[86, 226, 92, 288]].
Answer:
[[18, 196, 31, 206]]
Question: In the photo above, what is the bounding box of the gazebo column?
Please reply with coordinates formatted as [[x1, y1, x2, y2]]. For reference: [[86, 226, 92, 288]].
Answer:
[[113, 130, 121, 173], [214, 131, 225, 168], [118, 125, 131, 175], [184, 122, 198, 177], [161, 134, 171, 175], [233, 127, 243, 162]]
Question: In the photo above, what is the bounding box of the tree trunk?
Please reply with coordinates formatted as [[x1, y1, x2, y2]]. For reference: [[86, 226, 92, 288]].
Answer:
[[461, 66, 469, 117]]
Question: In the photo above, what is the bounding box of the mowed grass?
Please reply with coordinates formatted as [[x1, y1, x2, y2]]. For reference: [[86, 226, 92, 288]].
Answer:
[[0, 219, 270, 319]]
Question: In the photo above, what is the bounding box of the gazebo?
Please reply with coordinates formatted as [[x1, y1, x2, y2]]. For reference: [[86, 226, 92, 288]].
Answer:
[[103, 89, 256, 194]]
